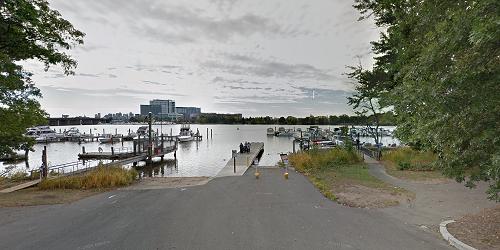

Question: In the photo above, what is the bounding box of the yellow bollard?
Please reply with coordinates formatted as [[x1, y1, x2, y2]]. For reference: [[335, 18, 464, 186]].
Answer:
[[255, 172, 260, 179], [284, 172, 289, 180]]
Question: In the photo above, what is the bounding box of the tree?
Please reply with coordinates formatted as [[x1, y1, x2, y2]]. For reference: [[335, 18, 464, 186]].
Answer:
[[346, 63, 389, 146], [0, 0, 84, 156], [352, 0, 500, 200]]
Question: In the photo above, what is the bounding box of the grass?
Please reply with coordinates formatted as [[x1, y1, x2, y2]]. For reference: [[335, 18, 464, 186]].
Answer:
[[0, 188, 100, 207], [289, 148, 410, 207], [382, 147, 444, 181], [39, 165, 137, 190]]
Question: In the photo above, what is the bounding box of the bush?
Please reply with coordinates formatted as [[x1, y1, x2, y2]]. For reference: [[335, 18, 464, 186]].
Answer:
[[289, 148, 363, 173], [384, 147, 436, 171], [39, 166, 137, 190], [9, 171, 29, 182]]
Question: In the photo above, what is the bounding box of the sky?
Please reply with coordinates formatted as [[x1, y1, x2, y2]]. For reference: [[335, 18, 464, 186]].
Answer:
[[26, 0, 379, 117]]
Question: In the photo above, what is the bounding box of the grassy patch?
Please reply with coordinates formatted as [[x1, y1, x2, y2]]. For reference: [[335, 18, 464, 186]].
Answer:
[[39, 165, 137, 190], [382, 147, 445, 181], [289, 148, 411, 207]]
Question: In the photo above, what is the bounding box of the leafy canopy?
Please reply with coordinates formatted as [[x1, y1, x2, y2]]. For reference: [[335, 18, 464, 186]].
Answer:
[[0, 0, 84, 156], [350, 0, 500, 200]]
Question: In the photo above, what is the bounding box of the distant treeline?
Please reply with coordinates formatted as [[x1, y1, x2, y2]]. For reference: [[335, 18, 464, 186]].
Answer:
[[195, 112, 396, 125]]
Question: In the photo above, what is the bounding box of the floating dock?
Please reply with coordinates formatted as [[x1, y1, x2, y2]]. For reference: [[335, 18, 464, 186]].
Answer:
[[217, 142, 264, 177]]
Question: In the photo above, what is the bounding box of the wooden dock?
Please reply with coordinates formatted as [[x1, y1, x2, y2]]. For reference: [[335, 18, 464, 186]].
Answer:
[[217, 142, 264, 177]]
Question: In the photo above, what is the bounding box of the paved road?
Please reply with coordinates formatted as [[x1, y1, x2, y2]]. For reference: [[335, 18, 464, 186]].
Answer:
[[0, 169, 450, 250]]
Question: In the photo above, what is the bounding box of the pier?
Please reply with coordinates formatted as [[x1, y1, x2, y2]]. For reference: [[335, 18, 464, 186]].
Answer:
[[217, 142, 264, 177]]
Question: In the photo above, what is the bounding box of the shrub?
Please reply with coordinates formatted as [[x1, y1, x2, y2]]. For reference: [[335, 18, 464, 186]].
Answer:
[[384, 147, 436, 171], [39, 166, 137, 190], [9, 170, 29, 182], [289, 148, 363, 173]]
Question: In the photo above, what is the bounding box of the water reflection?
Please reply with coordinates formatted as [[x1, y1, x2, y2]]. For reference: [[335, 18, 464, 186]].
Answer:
[[136, 159, 178, 178]]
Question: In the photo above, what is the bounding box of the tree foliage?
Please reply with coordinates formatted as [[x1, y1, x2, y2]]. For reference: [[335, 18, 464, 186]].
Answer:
[[350, 0, 500, 200], [0, 0, 84, 156]]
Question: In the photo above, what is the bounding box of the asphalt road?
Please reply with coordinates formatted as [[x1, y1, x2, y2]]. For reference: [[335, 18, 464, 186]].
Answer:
[[0, 168, 450, 250]]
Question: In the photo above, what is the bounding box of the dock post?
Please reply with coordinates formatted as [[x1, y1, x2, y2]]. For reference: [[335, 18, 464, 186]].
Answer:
[[103, 128, 105, 135], [115, 128, 117, 135], [111, 147, 114, 156], [147, 112, 153, 165], [133, 141, 137, 156], [233, 157, 236, 173], [170, 128, 172, 137], [82, 146, 86, 154], [42, 146, 47, 179], [161, 134, 164, 152], [211, 129, 212, 139]]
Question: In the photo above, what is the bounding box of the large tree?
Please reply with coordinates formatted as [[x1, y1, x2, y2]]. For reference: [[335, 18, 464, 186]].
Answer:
[[350, 0, 500, 200], [0, 0, 84, 156]]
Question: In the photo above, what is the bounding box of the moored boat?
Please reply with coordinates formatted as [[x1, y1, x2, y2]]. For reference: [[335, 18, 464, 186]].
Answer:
[[178, 124, 193, 142], [266, 128, 274, 136]]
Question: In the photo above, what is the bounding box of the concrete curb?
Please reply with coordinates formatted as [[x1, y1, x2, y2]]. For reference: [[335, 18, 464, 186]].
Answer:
[[439, 220, 477, 250]]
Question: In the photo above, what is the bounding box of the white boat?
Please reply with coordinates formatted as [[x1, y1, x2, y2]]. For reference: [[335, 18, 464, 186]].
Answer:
[[64, 127, 81, 138], [178, 124, 193, 142], [266, 128, 274, 136], [276, 127, 293, 137], [134, 126, 156, 139], [26, 126, 64, 142], [98, 134, 122, 143]]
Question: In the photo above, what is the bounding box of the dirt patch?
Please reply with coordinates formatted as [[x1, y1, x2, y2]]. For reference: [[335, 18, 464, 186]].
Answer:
[[123, 177, 211, 190], [447, 206, 500, 250], [335, 184, 412, 208], [0, 188, 101, 207]]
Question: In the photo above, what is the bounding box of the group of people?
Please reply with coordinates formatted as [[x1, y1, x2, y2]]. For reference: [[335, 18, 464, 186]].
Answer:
[[239, 142, 251, 153]]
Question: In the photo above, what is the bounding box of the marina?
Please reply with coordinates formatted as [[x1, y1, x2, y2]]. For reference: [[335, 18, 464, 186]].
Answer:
[[0, 124, 399, 178]]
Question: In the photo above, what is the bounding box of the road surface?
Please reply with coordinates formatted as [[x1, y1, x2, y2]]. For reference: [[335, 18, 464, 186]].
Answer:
[[0, 168, 450, 249]]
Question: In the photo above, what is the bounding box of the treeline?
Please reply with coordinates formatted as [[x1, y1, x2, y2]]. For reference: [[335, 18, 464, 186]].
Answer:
[[195, 112, 396, 125]]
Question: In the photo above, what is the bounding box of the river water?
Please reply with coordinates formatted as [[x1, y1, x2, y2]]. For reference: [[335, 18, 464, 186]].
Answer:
[[0, 124, 398, 177]]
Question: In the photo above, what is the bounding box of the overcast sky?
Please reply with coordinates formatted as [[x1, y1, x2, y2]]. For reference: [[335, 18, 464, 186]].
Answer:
[[27, 0, 379, 117]]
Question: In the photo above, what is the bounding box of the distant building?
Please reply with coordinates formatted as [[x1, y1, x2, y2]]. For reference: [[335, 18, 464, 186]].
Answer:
[[140, 104, 161, 116], [176, 107, 201, 120], [150, 99, 176, 114], [140, 99, 181, 120]]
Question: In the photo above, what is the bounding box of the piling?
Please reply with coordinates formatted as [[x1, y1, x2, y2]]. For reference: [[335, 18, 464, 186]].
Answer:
[[82, 146, 86, 154], [42, 146, 47, 179], [211, 129, 213, 139], [207, 128, 209, 139], [111, 147, 114, 156]]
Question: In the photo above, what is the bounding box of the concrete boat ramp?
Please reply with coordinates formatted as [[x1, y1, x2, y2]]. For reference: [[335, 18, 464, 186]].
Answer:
[[217, 142, 264, 177]]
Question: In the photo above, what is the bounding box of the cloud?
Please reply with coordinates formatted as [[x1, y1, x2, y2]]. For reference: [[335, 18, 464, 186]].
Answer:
[[142, 80, 168, 86], [203, 53, 338, 81]]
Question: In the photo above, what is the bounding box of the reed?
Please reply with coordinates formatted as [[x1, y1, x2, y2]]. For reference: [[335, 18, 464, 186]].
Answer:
[[383, 147, 436, 171], [289, 147, 363, 173], [39, 165, 137, 190]]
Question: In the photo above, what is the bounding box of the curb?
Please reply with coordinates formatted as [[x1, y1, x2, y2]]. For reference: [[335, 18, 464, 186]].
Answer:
[[439, 220, 477, 250]]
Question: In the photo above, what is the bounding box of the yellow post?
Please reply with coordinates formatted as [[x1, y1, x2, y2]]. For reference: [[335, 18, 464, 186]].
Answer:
[[284, 172, 289, 180]]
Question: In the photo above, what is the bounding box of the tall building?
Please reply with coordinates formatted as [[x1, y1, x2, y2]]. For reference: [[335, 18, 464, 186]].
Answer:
[[176, 107, 201, 120], [140, 104, 161, 116], [150, 99, 175, 114]]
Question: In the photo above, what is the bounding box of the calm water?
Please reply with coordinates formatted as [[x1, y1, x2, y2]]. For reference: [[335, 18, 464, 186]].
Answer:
[[0, 124, 398, 177]]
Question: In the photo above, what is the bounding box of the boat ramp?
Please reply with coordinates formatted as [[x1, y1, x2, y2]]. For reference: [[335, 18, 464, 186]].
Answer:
[[217, 142, 264, 177]]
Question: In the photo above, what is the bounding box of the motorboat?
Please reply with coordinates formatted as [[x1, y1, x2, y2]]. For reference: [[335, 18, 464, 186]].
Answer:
[[98, 134, 121, 143], [63, 127, 81, 138], [266, 128, 274, 136], [26, 126, 64, 142], [178, 124, 194, 142], [276, 127, 294, 137], [135, 126, 156, 139]]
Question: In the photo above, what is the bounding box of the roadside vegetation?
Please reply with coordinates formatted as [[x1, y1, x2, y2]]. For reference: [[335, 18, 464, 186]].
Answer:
[[381, 147, 445, 181], [289, 147, 411, 207], [39, 166, 137, 190]]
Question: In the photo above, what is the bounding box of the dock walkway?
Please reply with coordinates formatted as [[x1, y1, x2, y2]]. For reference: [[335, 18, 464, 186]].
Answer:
[[217, 142, 264, 177]]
